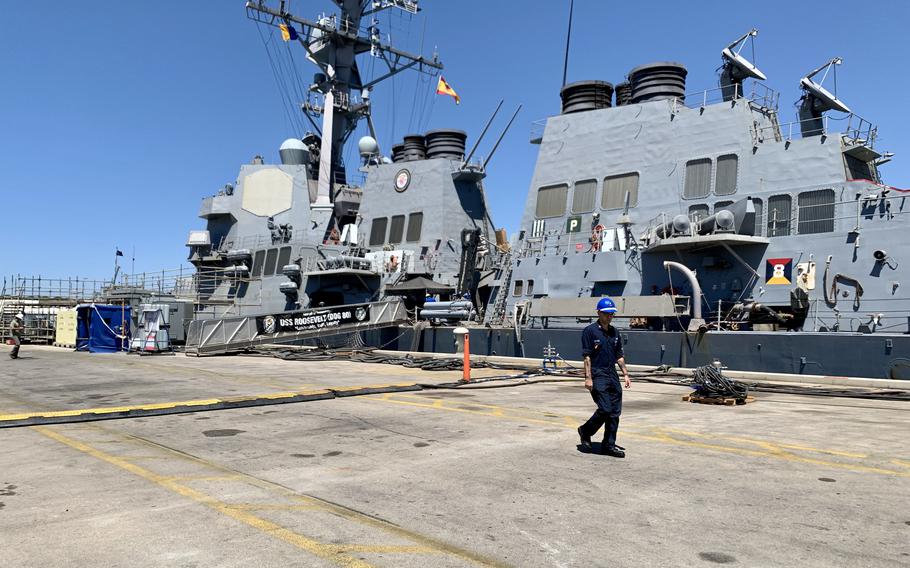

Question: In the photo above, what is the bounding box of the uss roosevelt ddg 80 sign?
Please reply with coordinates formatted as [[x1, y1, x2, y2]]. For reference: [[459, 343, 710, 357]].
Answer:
[[257, 305, 370, 334]]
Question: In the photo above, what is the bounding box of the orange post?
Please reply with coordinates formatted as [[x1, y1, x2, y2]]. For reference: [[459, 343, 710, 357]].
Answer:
[[462, 332, 471, 382]]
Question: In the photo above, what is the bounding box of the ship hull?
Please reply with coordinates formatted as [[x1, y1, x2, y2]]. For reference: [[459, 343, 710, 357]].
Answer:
[[357, 326, 910, 380]]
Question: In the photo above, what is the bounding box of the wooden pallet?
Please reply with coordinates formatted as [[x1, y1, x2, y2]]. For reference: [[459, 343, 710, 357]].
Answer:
[[682, 393, 756, 406], [53, 342, 76, 349]]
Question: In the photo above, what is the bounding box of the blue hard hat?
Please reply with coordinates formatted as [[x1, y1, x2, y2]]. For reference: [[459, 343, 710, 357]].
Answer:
[[596, 297, 617, 313]]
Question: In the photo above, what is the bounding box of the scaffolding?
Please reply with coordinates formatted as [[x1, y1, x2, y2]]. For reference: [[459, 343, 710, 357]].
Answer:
[[1, 265, 249, 344]]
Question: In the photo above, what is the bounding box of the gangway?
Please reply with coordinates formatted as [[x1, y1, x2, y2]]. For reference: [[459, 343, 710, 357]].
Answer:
[[184, 299, 408, 356]]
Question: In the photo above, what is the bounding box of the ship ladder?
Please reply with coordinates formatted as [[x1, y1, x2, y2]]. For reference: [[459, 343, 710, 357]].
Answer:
[[489, 252, 514, 325]]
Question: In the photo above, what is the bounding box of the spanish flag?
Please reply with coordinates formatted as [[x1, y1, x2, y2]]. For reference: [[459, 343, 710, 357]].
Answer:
[[436, 76, 460, 105], [279, 23, 299, 42]]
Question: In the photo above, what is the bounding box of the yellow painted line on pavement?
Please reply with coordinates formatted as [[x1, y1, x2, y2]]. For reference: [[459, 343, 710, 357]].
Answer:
[[0, 383, 429, 425], [228, 503, 325, 512], [33, 426, 377, 568], [33, 425, 508, 567], [330, 382, 419, 392], [331, 545, 437, 554], [367, 392, 618, 428], [0, 389, 335, 423], [656, 427, 870, 458], [0, 399, 217, 420], [640, 428, 910, 477], [366, 393, 910, 478], [162, 475, 243, 482], [117, 430, 509, 567]]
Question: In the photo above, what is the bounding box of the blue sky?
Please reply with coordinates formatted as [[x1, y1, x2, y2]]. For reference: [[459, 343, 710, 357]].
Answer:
[[2, 0, 908, 281]]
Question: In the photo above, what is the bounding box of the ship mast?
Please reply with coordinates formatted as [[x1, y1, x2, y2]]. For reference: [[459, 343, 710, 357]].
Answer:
[[246, 0, 443, 208]]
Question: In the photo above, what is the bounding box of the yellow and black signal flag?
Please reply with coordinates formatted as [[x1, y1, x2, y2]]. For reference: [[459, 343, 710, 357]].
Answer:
[[279, 23, 300, 42], [436, 76, 461, 105]]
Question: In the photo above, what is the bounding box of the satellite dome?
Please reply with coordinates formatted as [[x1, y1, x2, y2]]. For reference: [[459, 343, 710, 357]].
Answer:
[[279, 138, 309, 166], [358, 136, 380, 157], [280, 138, 307, 151]]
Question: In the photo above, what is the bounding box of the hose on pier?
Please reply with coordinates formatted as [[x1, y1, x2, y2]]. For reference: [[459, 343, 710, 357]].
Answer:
[[250, 348, 910, 401]]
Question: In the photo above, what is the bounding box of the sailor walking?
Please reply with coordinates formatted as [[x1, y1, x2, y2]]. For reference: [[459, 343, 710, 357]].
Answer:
[[9, 313, 24, 360], [578, 298, 631, 457]]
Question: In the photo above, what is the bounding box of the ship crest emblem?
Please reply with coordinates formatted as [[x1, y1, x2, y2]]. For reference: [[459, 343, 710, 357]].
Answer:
[[766, 258, 793, 285], [394, 169, 411, 192]]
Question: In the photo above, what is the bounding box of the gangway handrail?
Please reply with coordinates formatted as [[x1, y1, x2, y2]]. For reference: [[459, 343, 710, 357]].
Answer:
[[184, 299, 409, 356]]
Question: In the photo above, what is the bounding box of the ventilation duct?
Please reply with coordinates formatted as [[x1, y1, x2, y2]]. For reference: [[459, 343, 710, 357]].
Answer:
[[629, 62, 687, 104], [401, 134, 427, 161], [425, 129, 467, 160], [559, 80, 614, 114]]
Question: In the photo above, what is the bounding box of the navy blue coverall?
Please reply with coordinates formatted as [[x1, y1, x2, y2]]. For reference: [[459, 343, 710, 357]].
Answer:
[[579, 322, 624, 449]]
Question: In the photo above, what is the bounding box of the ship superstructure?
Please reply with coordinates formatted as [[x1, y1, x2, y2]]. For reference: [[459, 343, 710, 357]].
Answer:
[[186, 1, 497, 321], [180, 8, 910, 378], [492, 35, 903, 338]]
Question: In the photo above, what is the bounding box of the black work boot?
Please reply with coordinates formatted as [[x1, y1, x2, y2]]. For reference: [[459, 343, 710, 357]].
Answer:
[[602, 445, 625, 458], [577, 426, 593, 452]]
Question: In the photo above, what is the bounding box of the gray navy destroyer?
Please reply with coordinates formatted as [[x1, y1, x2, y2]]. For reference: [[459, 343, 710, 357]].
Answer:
[[180, 1, 910, 380]]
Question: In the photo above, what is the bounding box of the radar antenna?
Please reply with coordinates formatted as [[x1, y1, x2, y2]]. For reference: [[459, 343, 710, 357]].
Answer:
[[246, 1, 443, 208], [798, 57, 850, 137], [367, 0, 419, 15], [719, 29, 766, 102]]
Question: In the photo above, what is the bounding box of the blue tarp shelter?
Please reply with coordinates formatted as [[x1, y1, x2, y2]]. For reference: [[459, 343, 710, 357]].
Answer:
[[76, 304, 131, 353]]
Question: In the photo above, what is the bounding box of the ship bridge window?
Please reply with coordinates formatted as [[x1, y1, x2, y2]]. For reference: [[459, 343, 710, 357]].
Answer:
[[797, 189, 835, 234], [264, 248, 279, 276], [513, 280, 524, 296], [406, 212, 423, 242], [369, 217, 388, 246], [389, 215, 406, 244], [572, 179, 597, 213], [535, 184, 568, 218], [277, 246, 292, 270], [767, 195, 792, 237], [688, 204, 709, 223], [684, 158, 713, 199], [602, 172, 639, 210], [252, 250, 266, 277], [526, 280, 535, 296], [715, 154, 738, 196]]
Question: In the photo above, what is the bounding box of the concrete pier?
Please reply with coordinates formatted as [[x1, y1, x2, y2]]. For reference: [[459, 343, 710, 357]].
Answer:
[[1, 346, 908, 567]]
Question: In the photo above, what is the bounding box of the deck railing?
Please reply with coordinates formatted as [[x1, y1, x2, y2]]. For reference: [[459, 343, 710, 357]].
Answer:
[[752, 112, 877, 148]]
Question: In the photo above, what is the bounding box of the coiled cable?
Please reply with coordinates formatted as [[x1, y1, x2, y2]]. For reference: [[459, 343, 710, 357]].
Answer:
[[692, 365, 749, 399]]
